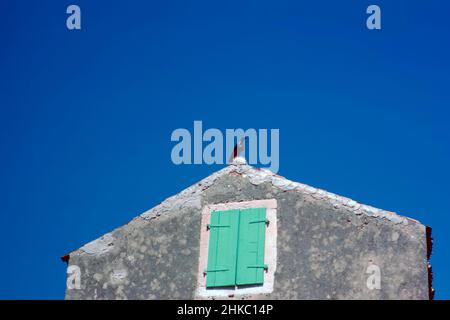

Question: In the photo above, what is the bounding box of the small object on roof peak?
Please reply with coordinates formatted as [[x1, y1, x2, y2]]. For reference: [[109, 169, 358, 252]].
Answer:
[[232, 156, 247, 165]]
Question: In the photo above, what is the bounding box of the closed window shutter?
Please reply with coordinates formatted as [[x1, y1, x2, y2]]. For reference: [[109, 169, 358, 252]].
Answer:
[[206, 209, 240, 287], [236, 207, 267, 286]]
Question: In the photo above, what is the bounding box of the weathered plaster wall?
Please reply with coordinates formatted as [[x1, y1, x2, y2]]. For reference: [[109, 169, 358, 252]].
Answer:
[[65, 162, 429, 300], [66, 207, 201, 300]]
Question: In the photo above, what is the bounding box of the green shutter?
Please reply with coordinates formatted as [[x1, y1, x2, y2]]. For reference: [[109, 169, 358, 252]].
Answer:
[[205, 209, 240, 287], [206, 207, 267, 288], [236, 207, 267, 286]]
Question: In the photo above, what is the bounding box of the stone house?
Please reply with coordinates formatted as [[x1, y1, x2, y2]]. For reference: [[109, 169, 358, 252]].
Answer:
[[62, 158, 433, 299]]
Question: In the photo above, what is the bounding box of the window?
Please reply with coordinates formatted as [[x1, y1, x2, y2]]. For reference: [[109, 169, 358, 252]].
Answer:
[[196, 199, 277, 298], [205, 208, 268, 288]]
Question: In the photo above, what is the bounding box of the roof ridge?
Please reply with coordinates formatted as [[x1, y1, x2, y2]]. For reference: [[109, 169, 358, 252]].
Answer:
[[236, 164, 411, 225], [141, 159, 414, 225], [65, 160, 420, 259]]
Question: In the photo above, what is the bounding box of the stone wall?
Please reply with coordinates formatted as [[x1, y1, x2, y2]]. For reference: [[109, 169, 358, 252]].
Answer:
[[65, 164, 429, 299]]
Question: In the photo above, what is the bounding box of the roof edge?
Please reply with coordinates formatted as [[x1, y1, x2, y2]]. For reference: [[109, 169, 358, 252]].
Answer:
[[62, 158, 425, 260]]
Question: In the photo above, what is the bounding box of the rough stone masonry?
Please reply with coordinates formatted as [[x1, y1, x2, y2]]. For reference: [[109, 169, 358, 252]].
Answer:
[[62, 158, 433, 300]]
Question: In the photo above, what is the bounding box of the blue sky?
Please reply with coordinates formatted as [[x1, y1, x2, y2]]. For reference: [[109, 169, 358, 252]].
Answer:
[[0, 0, 449, 299]]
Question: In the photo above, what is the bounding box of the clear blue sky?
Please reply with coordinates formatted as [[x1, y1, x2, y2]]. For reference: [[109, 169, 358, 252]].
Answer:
[[0, 0, 449, 299]]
